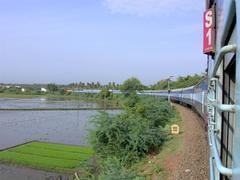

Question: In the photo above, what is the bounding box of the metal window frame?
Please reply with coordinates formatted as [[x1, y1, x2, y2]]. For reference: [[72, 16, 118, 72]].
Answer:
[[208, 0, 240, 179], [233, 0, 240, 179]]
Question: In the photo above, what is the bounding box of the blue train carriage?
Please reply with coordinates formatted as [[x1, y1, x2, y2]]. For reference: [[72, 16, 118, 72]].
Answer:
[[152, 90, 168, 98], [205, 0, 240, 179], [170, 86, 195, 106], [140, 90, 168, 98], [181, 86, 195, 106], [170, 88, 183, 102], [192, 78, 208, 126]]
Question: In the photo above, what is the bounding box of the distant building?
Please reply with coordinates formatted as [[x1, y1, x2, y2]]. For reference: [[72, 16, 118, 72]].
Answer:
[[65, 89, 73, 93], [41, 88, 47, 93]]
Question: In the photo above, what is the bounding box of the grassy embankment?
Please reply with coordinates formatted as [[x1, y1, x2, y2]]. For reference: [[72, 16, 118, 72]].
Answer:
[[0, 107, 122, 111], [0, 93, 43, 99], [0, 93, 99, 100], [135, 108, 183, 179], [0, 141, 94, 172], [0, 92, 123, 109]]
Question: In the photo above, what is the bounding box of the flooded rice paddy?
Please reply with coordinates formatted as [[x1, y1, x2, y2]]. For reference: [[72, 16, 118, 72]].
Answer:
[[0, 98, 119, 150], [0, 97, 99, 109]]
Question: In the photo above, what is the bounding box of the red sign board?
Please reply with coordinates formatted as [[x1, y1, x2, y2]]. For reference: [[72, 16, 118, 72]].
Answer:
[[203, 8, 215, 54]]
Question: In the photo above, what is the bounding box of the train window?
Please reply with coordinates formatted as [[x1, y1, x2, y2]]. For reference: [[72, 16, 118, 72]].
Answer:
[[221, 58, 236, 180]]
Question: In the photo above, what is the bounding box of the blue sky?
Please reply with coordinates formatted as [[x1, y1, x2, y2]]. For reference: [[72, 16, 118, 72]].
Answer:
[[0, 0, 206, 85]]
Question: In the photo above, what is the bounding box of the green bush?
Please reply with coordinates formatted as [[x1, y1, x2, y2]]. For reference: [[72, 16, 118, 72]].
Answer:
[[90, 98, 171, 166], [141, 98, 172, 127], [78, 157, 144, 180], [0, 88, 5, 93], [89, 77, 173, 177], [123, 92, 140, 108], [120, 77, 143, 95], [98, 157, 144, 180], [99, 88, 112, 100]]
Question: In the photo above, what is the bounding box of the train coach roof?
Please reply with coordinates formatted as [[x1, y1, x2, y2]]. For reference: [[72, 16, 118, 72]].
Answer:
[[182, 86, 195, 91], [170, 86, 195, 92], [143, 90, 168, 93]]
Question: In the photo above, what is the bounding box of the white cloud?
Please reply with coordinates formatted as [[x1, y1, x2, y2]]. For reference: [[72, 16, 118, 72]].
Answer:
[[103, 0, 203, 16]]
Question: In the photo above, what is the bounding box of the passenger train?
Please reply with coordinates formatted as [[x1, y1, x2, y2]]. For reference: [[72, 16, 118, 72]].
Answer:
[[205, 0, 239, 179], [146, 0, 240, 179], [141, 78, 209, 126], [75, 1, 240, 179], [145, 1, 240, 179]]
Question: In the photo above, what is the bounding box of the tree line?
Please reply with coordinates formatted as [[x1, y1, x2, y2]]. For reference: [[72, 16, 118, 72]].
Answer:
[[150, 73, 205, 90], [0, 73, 205, 95]]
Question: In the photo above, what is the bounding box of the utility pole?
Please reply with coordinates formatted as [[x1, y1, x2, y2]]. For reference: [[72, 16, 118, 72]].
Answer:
[[168, 76, 173, 103]]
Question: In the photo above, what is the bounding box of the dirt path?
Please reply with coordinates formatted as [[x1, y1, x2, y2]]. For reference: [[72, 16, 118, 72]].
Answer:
[[169, 104, 209, 180]]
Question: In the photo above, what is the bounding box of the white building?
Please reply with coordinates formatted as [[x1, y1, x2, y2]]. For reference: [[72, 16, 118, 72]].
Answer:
[[41, 88, 47, 93], [66, 89, 73, 93]]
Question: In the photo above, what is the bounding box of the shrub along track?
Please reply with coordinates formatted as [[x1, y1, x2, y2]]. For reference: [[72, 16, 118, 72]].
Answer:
[[167, 104, 209, 180]]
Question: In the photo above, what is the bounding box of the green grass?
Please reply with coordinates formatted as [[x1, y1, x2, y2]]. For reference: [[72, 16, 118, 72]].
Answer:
[[0, 93, 80, 99], [0, 107, 122, 111], [0, 93, 43, 99], [134, 107, 183, 179], [0, 141, 94, 172]]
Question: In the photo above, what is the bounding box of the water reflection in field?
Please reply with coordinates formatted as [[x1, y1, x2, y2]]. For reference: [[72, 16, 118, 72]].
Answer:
[[0, 98, 98, 109], [0, 98, 120, 149]]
